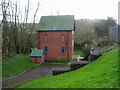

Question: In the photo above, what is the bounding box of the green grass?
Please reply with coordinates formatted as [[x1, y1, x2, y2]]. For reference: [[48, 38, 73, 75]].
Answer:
[[19, 50, 119, 88], [2, 54, 39, 79], [74, 49, 84, 57]]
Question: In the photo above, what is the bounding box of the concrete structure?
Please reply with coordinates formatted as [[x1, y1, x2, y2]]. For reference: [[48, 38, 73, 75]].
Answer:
[[109, 25, 120, 43]]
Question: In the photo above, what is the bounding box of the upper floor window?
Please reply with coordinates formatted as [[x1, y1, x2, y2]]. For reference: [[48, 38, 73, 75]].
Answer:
[[44, 35, 48, 42], [61, 35, 64, 42]]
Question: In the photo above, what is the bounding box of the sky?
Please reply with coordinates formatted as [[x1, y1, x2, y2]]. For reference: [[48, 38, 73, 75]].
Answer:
[[0, 0, 119, 23]]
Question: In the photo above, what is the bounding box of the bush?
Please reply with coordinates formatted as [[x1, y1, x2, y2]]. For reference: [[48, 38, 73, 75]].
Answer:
[[82, 46, 91, 61], [92, 36, 113, 47]]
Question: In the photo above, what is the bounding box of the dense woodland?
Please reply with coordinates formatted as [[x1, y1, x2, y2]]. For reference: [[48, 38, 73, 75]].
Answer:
[[1, 0, 117, 58]]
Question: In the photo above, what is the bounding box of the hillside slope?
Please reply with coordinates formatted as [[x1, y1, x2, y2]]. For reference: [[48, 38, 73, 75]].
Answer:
[[19, 50, 119, 88]]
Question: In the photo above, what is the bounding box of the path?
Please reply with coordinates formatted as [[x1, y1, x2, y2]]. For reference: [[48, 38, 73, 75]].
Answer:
[[2, 64, 70, 88]]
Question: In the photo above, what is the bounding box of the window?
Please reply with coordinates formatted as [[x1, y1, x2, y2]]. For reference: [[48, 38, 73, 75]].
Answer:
[[61, 35, 64, 42], [61, 47, 65, 54], [44, 46, 48, 54], [44, 35, 48, 42]]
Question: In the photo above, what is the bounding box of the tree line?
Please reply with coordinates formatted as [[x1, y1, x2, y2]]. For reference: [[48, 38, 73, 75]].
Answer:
[[75, 17, 117, 45]]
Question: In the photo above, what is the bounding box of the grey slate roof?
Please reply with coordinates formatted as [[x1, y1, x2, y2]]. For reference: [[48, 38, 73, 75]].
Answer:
[[30, 49, 43, 57], [36, 15, 74, 31]]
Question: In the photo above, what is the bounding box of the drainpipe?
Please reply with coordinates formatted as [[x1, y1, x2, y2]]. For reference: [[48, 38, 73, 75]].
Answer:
[[67, 31, 69, 60]]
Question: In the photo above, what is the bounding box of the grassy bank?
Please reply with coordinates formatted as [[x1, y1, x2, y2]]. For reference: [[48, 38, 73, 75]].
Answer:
[[19, 50, 118, 88], [2, 54, 39, 79]]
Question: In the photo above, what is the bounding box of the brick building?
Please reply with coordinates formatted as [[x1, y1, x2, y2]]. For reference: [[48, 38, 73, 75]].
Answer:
[[30, 15, 75, 63]]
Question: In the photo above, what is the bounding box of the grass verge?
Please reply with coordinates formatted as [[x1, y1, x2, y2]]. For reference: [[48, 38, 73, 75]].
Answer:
[[2, 54, 39, 79]]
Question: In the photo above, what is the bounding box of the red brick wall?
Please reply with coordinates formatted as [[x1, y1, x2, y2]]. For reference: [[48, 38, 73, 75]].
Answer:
[[38, 31, 74, 60], [30, 57, 42, 63], [30, 57, 37, 63], [37, 57, 42, 63]]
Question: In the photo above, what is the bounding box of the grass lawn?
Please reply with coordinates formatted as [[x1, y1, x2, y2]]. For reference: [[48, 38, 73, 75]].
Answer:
[[74, 49, 84, 57], [2, 54, 39, 79], [19, 50, 119, 88]]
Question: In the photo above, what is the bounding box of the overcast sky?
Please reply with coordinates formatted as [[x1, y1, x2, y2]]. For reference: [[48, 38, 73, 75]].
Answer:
[[0, 0, 119, 23]]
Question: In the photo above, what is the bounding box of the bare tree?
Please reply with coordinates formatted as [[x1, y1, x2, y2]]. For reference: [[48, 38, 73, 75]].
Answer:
[[1, 0, 11, 56], [1, 0, 40, 57], [75, 19, 94, 44], [23, 1, 40, 54]]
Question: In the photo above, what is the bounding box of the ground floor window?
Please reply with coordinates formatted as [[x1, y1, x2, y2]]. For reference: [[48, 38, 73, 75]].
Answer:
[[61, 47, 65, 54], [44, 46, 48, 54]]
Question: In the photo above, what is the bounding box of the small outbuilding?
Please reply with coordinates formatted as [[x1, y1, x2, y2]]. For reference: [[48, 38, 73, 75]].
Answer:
[[30, 49, 44, 64]]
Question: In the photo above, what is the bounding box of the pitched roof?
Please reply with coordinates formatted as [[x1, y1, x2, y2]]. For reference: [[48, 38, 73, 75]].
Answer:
[[36, 15, 74, 31], [30, 49, 43, 57]]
